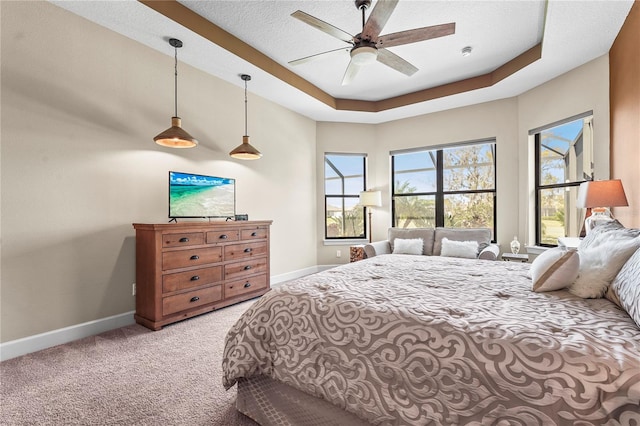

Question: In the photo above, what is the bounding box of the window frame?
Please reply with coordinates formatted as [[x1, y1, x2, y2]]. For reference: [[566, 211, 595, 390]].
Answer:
[[324, 152, 368, 240], [533, 111, 594, 247], [391, 139, 497, 240]]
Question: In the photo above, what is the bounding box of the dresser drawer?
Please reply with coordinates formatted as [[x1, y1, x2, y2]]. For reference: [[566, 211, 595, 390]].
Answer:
[[241, 228, 268, 241], [207, 229, 239, 244], [224, 242, 267, 262], [163, 232, 204, 248], [162, 247, 222, 270], [162, 285, 222, 316], [225, 275, 267, 299], [163, 266, 223, 293], [225, 258, 268, 281]]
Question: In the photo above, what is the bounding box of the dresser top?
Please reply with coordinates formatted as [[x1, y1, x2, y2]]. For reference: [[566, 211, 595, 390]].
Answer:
[[133, 220, 272, 231]]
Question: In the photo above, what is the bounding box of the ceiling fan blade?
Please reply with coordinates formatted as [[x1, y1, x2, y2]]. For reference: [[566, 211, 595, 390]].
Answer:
[[377, 22, 456, 48], [291, 10, 354, 43], [289, 47, 350, 66], [341, 59, 362, 86], [377, 48, 418, 76], [362, 0, 399, 40]]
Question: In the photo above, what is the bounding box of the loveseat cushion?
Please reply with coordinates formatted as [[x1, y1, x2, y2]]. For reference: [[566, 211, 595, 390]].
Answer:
[[388, 228, 435, 255], [433, 228, 491, 256]]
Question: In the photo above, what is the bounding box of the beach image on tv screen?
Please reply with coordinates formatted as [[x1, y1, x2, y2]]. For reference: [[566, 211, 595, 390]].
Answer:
[[169, 172, 235, 217]]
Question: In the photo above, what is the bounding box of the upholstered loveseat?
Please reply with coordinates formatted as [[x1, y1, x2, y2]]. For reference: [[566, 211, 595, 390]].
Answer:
[[364, 227, 500, 260]]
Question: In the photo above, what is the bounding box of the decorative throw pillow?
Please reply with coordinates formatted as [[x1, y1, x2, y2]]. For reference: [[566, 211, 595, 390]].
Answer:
[[440, 238, 478, 259], [578, 219, 633, 250], [392, 238, 424, 255], [570, 233, 640, 298], [608, 247, 640, 328], [530, 247, 579, 292]]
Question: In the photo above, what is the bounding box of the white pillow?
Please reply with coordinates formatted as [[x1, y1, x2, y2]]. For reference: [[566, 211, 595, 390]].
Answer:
[[440, 238, 478, 259], [531, 247, 579, 292], [608, 247, 640, 329], [570, 235, 640, 298], [392, 238, 423, 255]]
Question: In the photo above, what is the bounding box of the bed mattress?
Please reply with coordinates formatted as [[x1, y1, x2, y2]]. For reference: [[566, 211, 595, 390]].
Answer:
[[223, 254, 640, 425]]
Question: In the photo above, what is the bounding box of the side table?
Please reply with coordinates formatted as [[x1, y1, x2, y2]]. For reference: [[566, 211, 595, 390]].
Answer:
[[501, 252, 529, 263], [558, 237, 581, 251], [350, 245, 366, 262]]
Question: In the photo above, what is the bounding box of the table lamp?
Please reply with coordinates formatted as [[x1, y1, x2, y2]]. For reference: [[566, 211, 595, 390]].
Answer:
[[576, 179, 628, 236]]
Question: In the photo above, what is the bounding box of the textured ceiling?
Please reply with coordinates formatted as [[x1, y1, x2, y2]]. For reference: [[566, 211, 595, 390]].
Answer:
[[50, 0, 633, 124]]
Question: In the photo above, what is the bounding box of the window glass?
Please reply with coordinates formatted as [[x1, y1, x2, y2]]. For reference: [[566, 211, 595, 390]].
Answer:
[[324, 154, 366, 239], [444, 193, 494, 230], [392, 141, 496, 238], [393, 151, 436, 193], [535, 114, 593, 246], [443, 144, 495, 191], [393, 194, 435, 228]]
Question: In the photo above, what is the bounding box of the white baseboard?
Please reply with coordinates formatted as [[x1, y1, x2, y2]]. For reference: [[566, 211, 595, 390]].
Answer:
[[0, 266, 337, 361], [0, 311, 136, 362], [271, 265, 335, 286]]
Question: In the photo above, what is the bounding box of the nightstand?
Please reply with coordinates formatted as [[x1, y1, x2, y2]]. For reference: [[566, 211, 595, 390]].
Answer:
[[501, 252, 529, 263], [558, 237, 581, 251], [350, 245, 366, 262]]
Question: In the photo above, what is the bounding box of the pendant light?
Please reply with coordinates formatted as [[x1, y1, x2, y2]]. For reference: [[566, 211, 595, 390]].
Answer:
[[230, 74, 262, 160], [154, 38, 198, 148]]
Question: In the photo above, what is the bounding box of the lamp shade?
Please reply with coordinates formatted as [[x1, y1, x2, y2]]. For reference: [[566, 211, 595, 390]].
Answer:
[[154, 117, 198, 148], [576, 179, 628, 208], [230, 136, 262, 160], [359, 190, 382, 207]]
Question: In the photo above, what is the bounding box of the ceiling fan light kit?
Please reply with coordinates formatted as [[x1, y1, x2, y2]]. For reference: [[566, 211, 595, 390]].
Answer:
[[154, 38, 198, 149], [289, 0, 456, 85], [351, 45, 378, 66]]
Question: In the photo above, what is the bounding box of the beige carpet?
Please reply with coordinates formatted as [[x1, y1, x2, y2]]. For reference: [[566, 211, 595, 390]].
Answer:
[[0, 300, 259, 425]]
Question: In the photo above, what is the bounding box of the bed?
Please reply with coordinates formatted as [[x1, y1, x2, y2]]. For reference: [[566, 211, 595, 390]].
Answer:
[[222, 253, 640, 425]]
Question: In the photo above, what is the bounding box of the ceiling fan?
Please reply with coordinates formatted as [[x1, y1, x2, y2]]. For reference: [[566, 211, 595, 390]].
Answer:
[[289, 0, 456, 85]]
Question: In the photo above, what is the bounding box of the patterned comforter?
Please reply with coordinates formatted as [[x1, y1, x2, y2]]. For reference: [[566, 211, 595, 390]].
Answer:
[[222, 254, 640, 425]]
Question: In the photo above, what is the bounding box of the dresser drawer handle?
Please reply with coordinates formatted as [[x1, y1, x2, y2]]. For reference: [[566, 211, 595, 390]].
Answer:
[[219, 234, 228, 239], [244, 248, 252, 253], [243, 282, 251, 288], [190, 255, 200, 260], [190, 296, 200, 302], [251, 232, 257, 237], [179, 237, 189, 243], [244, 265, 252, 270], [190, 276, 200, 281]]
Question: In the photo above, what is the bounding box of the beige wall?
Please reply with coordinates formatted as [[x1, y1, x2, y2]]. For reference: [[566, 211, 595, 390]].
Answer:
[[1, 2, 317, 342], [0, 1, 618, 343], [316, 55, 611, 265], [610, 0, 640, 228], [517, 55, 611, 245]]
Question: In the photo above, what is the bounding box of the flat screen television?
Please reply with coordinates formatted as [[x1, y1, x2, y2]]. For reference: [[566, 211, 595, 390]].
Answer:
[[169, 171, 235, 219]]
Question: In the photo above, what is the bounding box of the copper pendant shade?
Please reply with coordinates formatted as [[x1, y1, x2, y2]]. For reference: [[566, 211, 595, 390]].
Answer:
[[230, 74, 262, 160], [154, 38, 198, 149]]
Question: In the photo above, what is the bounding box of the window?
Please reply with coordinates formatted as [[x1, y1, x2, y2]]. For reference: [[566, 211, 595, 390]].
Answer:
[[392, 140, 496, 238], [324, 153, 366, 239], [534, 113, 593, 246]]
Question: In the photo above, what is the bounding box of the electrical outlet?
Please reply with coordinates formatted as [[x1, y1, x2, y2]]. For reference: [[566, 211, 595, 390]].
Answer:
[[132, 283, 136, 296], [336, 250, 342, 258]]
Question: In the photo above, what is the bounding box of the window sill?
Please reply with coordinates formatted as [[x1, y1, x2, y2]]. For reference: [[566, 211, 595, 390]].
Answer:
[[323, 239, 368, 246]]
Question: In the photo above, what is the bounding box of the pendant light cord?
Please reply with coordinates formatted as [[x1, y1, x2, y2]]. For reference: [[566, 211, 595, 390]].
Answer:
[[244, 78, 248, 137], [174, 45, 178, 118]]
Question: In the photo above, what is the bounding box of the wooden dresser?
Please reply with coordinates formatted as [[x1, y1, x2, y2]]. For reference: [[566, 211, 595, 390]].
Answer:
[[132, 221, 272, 330]]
